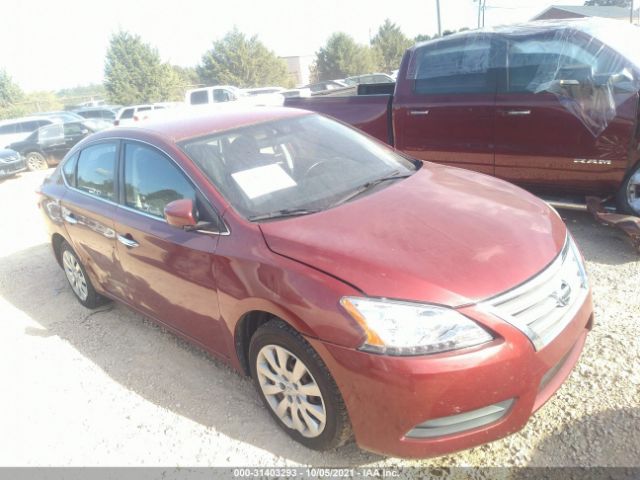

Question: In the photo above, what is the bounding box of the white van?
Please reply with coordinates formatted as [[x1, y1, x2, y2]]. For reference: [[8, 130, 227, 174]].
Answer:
[[0, 117, 53, 148]]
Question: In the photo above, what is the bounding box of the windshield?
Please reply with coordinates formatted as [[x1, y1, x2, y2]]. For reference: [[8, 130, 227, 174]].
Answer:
[[180, 114, 418, 220]]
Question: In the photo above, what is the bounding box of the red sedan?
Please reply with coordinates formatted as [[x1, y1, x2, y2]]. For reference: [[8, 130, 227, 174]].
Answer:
[[38, 106, 593, 458]]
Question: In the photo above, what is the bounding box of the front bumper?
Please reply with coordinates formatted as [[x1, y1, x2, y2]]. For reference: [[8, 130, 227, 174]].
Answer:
[[0, 157, 26, 177], [308, 292, 593, 458]]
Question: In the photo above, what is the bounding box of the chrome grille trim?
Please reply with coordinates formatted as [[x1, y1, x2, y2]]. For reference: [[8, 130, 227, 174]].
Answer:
[[479, 235, 588, 351]]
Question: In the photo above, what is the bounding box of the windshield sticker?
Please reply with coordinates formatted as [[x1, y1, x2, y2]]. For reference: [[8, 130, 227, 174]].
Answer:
[[231, 163, 297, 199]]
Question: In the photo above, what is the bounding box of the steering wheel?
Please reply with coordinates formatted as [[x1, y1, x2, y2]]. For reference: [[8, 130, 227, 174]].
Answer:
[[302, 157, 344, 183]]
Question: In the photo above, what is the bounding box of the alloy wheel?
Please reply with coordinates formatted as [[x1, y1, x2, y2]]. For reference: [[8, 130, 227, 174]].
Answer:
[[62, 250, 88, 301], [26, 153, 47, 171], [626, 170, 640, 215], [256, 344, 327, 438]]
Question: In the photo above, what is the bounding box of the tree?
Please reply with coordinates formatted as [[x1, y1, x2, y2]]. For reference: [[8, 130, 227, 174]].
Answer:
[[198, 29, 290, 88], [414, 34, 433, 42], [314, 33, 381, 81], [104, 31, 183, 105], [371, 19, 413, 73], [584, 0, 631, 6], [0, 69, 24, 119]]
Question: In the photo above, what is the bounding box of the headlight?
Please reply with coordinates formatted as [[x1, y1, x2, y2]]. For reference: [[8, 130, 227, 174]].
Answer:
[[340, 297, 494, 356]]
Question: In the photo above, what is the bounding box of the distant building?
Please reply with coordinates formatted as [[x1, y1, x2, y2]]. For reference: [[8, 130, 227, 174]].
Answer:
[[280, 55, 314, 87], [532, 5, 639, 24]]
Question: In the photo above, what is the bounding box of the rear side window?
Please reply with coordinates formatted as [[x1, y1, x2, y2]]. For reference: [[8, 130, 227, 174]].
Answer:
[[213, 89, 232, 102], [62, 153, 79, 186], [76, 143, 117, 201], [409, 36, 495, 95], [120, 108, 134, 119], [123, 142, 196, 218], [190, 90, 209, 105]]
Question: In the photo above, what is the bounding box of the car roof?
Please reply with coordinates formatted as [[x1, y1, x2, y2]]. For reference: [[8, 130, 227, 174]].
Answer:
[[0, 116, 53, 126], [104, 105, 310, 143]]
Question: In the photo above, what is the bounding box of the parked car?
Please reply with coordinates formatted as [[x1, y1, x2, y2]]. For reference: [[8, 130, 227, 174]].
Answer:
[[0, 148, 26, 178], [114, 104, 165, 126], [8, 121, 94, 171], [343, 73, 395, 85], [33, 111, 85, 123], [185, 85, 245, 106], [0, 117, 53, 148], [38, 107, 592, 458], [73, 106, 121, 122], [285, 19, 640, 216]]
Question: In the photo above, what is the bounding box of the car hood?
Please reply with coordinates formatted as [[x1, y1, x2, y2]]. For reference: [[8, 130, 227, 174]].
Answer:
[[259, 164, 567, 307]]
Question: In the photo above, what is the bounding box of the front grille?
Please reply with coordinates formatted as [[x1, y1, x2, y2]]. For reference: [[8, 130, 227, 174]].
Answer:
[[0, 154, 19, 163], [480, 235, 588, 351]]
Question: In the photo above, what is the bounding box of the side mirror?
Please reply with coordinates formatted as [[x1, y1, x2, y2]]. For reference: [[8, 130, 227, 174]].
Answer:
[[164, 199, 197, 228]]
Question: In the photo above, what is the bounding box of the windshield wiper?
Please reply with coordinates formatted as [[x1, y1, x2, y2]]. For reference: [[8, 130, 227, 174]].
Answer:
[[248, 208, 322, 222], [330, 172, 413, 208]]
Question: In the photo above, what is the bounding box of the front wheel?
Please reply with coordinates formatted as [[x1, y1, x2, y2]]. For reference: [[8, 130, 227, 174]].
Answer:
[[249, 320, 352, 451], [26, 152, 48, 171]]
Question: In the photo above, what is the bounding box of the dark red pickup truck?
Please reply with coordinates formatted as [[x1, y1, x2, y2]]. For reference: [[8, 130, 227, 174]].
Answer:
[[285, 19, 640, 216]]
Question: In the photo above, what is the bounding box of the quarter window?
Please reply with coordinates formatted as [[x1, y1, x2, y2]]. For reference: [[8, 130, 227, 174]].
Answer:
[[409, 36, 495, 94], [123, 143, 196, 218], [76, 143, 117, 201]]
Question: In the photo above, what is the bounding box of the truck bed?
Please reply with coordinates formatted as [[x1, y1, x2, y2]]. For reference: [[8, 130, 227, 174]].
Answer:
[[284, 94, 393, 144]]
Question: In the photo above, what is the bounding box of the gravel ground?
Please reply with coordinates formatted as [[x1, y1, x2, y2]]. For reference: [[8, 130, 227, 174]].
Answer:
[[0, 170, 638, 468]]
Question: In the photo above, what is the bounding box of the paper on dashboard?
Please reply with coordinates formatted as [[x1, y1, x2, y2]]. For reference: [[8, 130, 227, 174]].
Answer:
[[231, 163, 297, 199]]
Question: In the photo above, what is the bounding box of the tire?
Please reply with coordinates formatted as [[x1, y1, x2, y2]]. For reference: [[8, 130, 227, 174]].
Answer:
[[60, 241, 109, 309], [26, 152, 48, 171], [249, 320, 352, 451], [617, 162, 640, 216]]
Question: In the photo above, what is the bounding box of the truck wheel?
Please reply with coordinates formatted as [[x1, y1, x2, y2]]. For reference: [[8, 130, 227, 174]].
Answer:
[[617, 163, 640, 216], [26, 152, 48, 171], [249, 320, 352, 451]]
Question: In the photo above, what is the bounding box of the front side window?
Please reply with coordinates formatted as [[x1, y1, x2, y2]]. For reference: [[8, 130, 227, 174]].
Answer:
[[76, 142, 117, 201], [505, 36, 601, 93], [213, 89, 232, 102], [120, 108, 134, 119], [408, 35, 495, 95], [124, 142, 196, 218], [181, 114, 418, 220], [38, 124, 64, 142]]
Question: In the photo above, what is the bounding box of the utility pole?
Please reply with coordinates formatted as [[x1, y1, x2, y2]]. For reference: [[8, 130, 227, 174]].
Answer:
[[477, 0, 482, 28], [631, 0, 635, 23], [436, 0, 442, 37], [482, 0, 486, 27]]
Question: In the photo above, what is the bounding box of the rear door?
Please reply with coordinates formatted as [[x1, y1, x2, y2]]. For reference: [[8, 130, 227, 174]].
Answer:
[[60, 141, 119, 295], [394, 33, 498, 175], [112, 141, 227, 355], [494, 32, 637, 195]]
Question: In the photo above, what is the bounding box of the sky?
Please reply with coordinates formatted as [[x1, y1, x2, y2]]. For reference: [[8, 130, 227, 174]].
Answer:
[[0, 0, 586, 92]]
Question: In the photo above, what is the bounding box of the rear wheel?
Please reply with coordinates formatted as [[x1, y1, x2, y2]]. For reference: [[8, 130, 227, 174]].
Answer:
[[249, 320, 352, 451], [617, 163, 640, 216], [60, 241, 109, 309], [26, 152, 48, 171]]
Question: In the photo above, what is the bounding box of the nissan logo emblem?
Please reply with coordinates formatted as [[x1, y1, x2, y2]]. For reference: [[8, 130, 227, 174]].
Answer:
[[551, 280, 572, 308]]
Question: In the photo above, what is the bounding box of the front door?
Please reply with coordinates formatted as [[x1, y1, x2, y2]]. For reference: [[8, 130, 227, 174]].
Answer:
[[112, 141, 227, 356], [394, 33, 497, 175], [494, 33, 637, 196]]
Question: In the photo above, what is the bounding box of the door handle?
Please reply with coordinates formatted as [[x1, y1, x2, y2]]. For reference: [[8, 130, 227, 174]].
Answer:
[[409, 109, 430, 116], [117, 234, 139, 248], [501, 109, 531, 116], [63, 212, 78, 224]]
